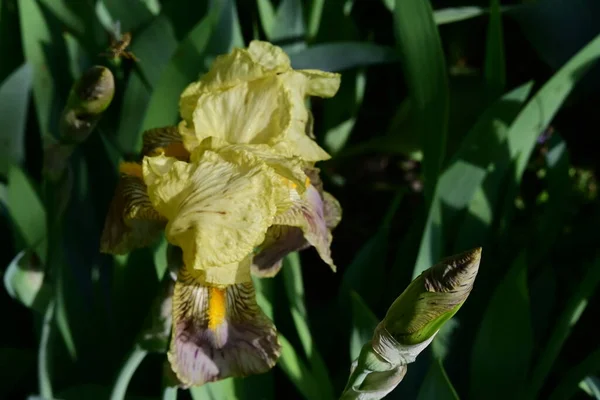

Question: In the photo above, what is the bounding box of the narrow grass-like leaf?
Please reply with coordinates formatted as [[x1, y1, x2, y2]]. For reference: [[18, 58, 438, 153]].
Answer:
[[0, 0, 24, 82], [484, 0, 506, 99], [581, 377, 600, 399], [307, 0, 325, 40], [416, 359, 459, 400], [257, 0, 276, 39], [19, 0, 70, 138], [282, 253, 334, 400], [383, 3, 519, 25], [271, 0, 306, 53], [7, 166, 47, 261], [190, 379, 238, 400], [470, 253, 533, 400], [114, 72, 150, 155], [290, 42, 399, 72], [140, 12, 214, 132], [393, 0, 449, 206], [38, 300, 55, 400], [342, 191, 403, 306], [413, 82, 533, 277], [129, 16, 178, 86], [526, 257, 600, 398], [349, 291, 379, 361], [277, 334, 321, 400], [550, 346, 600, 400], [100, 0, 153, 33], [109, 346, 148, 400], [38, 0, 105, 48], [0, 63, 32, 176], [498, 33, 600, 229]]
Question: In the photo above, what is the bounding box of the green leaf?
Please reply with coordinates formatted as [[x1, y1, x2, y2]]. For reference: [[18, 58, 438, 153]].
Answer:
[[416, 359, 459, 400], [393, 0, 449, 206], [484, 0, 506, 99], [349, 291, 379, 361], [257, 0, 276, 39], [189, 379, 237, 400], [3, 250, 52, 312], [550, 346, 600, 400], [499, 33, 600, 228], [38, 300, 56, 399], [109, 346, 148, 400], [413, 82, 534, 277], [383, 3, 520, 26], [130, 16, 178, 86], [114, 71, 150, 154], [0, 0, 24, 82], [342, 191, 403, 306], [282, 253, 334, 400], [100, 0, 154, 33], [470, 253, 533, 400], [526, 257, 600, 398], [0, 63, 32, 177], [140, 11, 214, 133], [19, 0, 70, 138], [277, 334, 320, 400], [581, 377, 600, 399], [271, 0, 306, 53], [290, 42, 399, 72], [307, 0, 325, 40], [6, 166, 47, 261], [38, 0, 105, 48]]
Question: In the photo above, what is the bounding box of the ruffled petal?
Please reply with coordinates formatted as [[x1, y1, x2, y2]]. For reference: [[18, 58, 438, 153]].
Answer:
[[142, 151, 278, 280], [100, 173, 166, 254], [184, 77, 290, 152], [168, 265, 280, 387], [179, 40, 290, 124]]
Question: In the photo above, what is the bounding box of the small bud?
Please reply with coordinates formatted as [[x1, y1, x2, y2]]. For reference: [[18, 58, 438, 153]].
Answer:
[[59, 66, 115, 144]]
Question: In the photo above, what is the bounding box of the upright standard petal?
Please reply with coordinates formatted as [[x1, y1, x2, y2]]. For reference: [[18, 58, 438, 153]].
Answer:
[[169, 263, 280, 387], [100, 168, 166, 254], [142, 151, 279, 284], [179, 40, 290, 124]]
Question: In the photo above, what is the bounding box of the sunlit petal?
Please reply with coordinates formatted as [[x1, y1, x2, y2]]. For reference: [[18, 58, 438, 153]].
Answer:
[[142, 152, 278, 280], [169, 265, 280, 387]]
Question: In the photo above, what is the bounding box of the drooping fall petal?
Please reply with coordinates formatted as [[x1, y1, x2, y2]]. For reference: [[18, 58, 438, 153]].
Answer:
[[169, 264, 280, 387], [100, 172, 166, 254]]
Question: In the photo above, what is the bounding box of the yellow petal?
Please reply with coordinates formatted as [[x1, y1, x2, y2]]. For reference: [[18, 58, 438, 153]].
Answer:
[[298, 69, 341, 98], [178, 40, 290, 123], [100, 175, 166, 254], [185, 77, 290, 151], [169, 266, 280, 387], [142, 151, 278, 278]]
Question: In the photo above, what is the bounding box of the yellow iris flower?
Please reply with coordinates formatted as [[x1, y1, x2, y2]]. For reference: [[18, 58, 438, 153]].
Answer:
[[100, 41, 342, 388]]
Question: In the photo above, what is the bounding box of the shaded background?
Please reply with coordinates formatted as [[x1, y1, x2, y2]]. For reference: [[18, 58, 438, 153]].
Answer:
[[1, 0, 600, 399]]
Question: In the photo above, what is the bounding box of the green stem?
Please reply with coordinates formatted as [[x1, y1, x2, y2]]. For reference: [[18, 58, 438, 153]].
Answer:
[[162, 386, 178, 400], [110, 345, 148, 400], [38, 300, 55, 399]]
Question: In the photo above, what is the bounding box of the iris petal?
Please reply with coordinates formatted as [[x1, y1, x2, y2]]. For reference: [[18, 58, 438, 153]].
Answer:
[[143, 151, 278, 283], [169, 264, 280, 387], [100, 174, 166, 254]]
